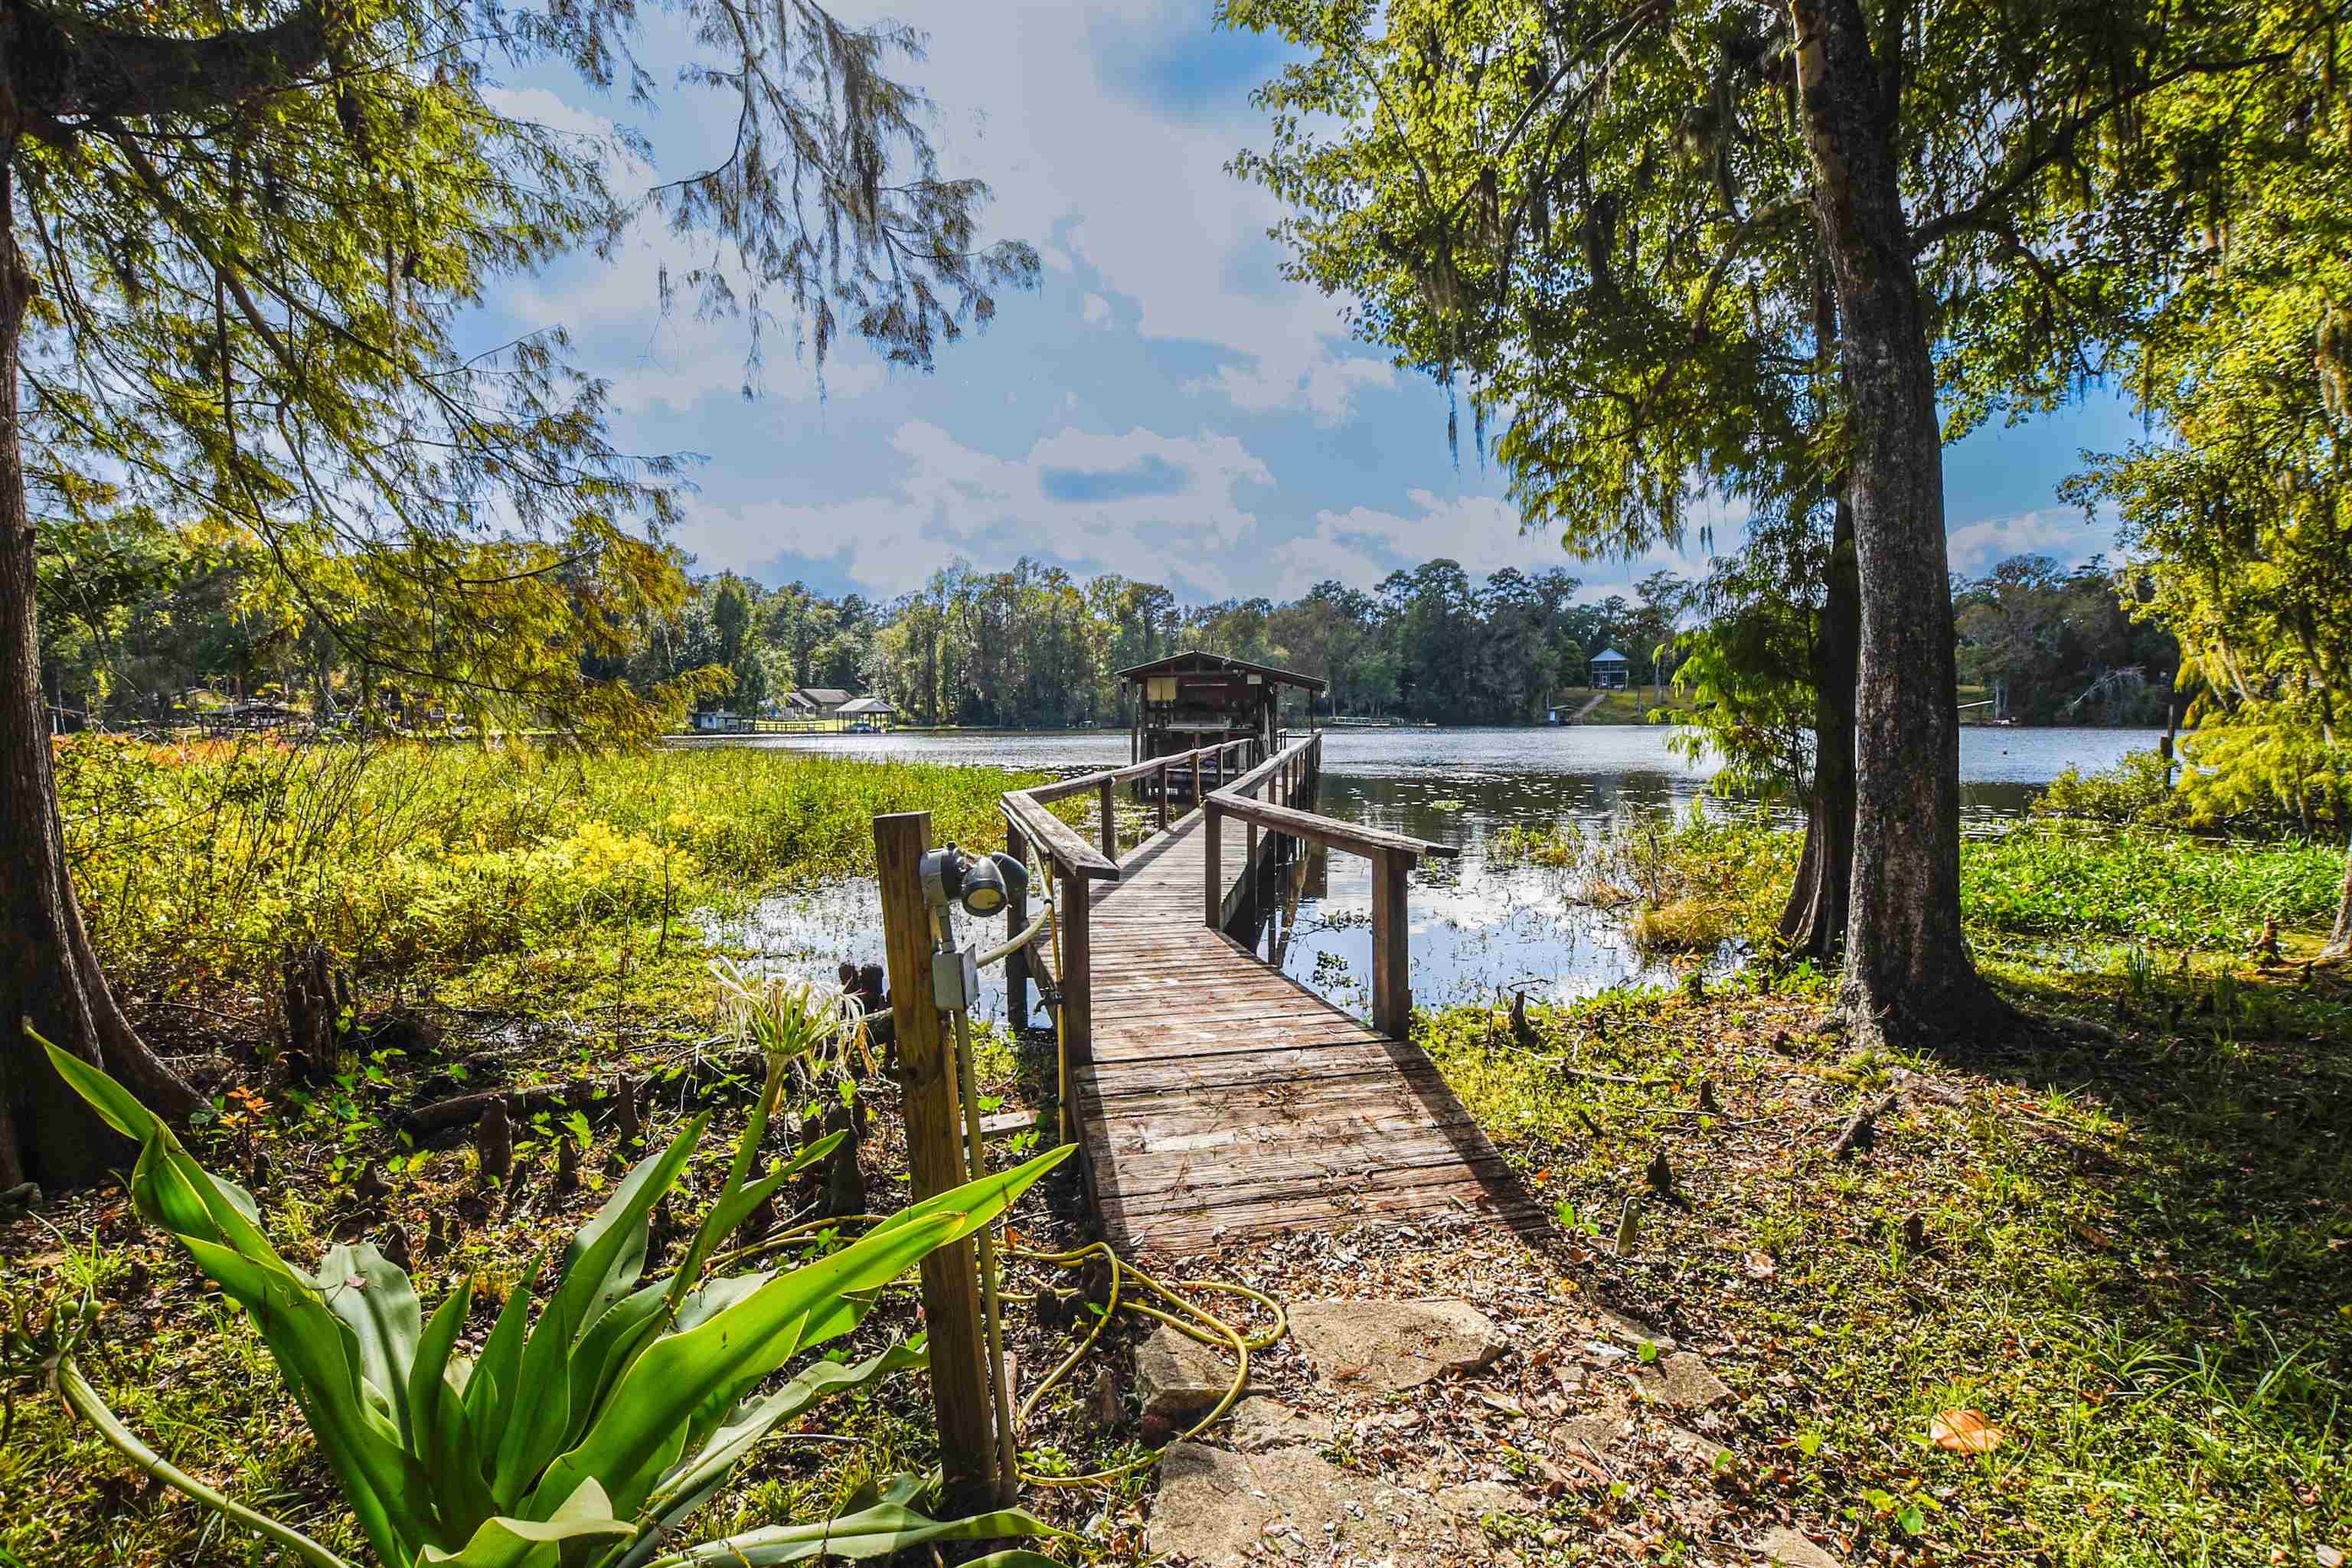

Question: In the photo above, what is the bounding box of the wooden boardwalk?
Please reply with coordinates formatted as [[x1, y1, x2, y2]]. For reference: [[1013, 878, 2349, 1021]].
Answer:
[[1068, 811, 1536, 1253]]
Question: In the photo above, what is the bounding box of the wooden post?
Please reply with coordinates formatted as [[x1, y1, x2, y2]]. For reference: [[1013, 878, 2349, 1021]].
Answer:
[[1155, 760, 1169, 830], [1191, 750, 1203, 812], [1004, 818, 1030, 1031], [1097, 777, 1117, 864], [1204, 799, 1223, 929], [1059, 865, 1092, 1063], [1370, 846, 1413, 1040], [871, 812, 1002, 1508]]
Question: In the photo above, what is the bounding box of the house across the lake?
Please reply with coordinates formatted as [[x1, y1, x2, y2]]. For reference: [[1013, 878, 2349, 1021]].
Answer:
[[836, 697, 896, 730], [1588, 648, 1631, 690], [794, 687, 855, 714]]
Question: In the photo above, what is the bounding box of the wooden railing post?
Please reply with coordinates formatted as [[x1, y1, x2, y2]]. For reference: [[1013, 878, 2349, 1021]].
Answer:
[[1004, 819, 1031, 1031], [1155, 760, 1169, 830], [1191, 750, 1203, 811], [1204, 795, 1223, 929], [1060, 865, 1092, 1063], [872, 812, 1003, 1508], [1097, 776, 1117, 864], [1370, 846, 1413, 1040]]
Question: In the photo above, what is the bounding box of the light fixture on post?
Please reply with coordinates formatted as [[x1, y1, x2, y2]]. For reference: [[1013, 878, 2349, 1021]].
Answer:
[[918, 844, 1031, 920]]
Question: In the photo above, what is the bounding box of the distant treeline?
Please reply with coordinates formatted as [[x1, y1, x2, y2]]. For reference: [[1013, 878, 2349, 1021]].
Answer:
[[642, 551, 2177, 729], [41, 537, 2173, 732]]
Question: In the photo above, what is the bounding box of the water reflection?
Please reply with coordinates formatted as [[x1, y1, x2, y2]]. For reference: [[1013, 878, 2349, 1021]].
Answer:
[[705, 725, 2162, 1024]]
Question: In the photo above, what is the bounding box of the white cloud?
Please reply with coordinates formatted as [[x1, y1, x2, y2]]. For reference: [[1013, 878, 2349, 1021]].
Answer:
[[691, 420, 1274, 598], [1081, 292, 1113, 328], [1264, 488, 1730, 599], [1946, 505, 2111, 577]]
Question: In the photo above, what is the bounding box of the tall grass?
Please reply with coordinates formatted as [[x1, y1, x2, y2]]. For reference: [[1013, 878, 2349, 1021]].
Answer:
[[57, 737, 1047, 1005]]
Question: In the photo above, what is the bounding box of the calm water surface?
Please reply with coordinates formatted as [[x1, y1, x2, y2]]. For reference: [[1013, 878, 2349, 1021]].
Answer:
[[703, 725, 2161, 1024]]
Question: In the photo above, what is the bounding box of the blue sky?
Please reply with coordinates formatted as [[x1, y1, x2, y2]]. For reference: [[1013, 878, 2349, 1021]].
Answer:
[[482, 2, 2142, 607]]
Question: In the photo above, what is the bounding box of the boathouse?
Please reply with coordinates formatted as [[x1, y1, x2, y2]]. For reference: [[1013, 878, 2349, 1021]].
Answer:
[[1114, 649, 1324, 766]]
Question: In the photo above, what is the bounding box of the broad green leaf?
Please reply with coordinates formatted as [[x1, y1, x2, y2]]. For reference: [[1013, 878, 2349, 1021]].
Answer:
[[314, 1243, 423, 1449], [625, 1491, 1055, 1566], [418, 1477, 634, 1568], [561, 1119, 704, 1343], [797, 1145, 1073, 1355], [410, 1280, 496, 1548], [528, 1212, 963, 1522], [495, 1122, 701, 1505], [464, 1257, 541, 1501], [616, 1340, 927, 1568], [180, 1235, 430, 1568]]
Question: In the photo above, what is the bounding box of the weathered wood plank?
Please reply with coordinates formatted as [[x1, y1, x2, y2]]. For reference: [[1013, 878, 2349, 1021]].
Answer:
[[1047, 765, 1517, 1253]]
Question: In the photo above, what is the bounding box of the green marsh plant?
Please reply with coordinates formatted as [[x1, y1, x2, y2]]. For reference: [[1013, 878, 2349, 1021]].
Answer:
[[35, 1021, 1067, 1568]]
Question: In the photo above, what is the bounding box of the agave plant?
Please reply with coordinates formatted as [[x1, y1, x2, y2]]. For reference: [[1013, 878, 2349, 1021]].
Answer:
[[41, 1034, 1069, 1568]]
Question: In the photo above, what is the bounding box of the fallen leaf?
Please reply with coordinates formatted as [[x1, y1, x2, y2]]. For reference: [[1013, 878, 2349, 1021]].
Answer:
[[2315, 1546, 2344, 1568], [1931, 1408, 2004, 1454], [1743, 1252, 1776, 1279]]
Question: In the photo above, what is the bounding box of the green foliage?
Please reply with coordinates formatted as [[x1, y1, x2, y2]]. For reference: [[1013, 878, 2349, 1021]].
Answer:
[[54, 738, 1046, 1007], [1962, 825, 2344, 949], [2031, 750, 2194, 830], [41, 1035, 1070, 1568]]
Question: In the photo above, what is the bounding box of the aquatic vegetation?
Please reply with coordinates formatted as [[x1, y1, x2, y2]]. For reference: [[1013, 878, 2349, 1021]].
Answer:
[[54, 737, 1050, 1014]]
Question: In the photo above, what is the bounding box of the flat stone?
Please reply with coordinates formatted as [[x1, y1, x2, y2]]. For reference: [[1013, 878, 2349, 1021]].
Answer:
[[1147, 1442, 1532, 1566], [1135, 1325, 1243, 1419], [1635, 1351, 1735, 1411], [1595, 1308, 1677, 1352], [1222, 1396, 1328, 1451], [1661, 1425, 1733, 1468], [1756, 1525, 1846, 1567], [1286, 1299, 1500, 1392]]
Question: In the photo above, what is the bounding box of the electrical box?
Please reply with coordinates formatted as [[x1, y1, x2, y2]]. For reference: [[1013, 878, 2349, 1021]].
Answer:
[[932, 945, 980, 1011]]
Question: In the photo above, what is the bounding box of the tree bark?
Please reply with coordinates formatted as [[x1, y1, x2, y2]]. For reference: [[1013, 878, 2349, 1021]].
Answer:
[[2322, 833, 2352, 963], [1779, 492, 1858, 963], [0, 165, 198, 1191], [1789, 0, 2003, 1044]]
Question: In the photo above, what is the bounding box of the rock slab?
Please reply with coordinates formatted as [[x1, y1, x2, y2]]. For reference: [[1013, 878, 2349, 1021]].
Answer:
[[1636, 1350, 1735, 1411], [1147, 1442, 1515, 1566], [1135, 1325, 1241, 1419], [1756, 1525, 1846, 1567], [1285, 1298, 1499, 1392]]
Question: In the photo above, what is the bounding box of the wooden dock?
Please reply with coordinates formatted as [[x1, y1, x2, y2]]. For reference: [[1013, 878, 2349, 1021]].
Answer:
[[1002, 733, 1537, 1255]]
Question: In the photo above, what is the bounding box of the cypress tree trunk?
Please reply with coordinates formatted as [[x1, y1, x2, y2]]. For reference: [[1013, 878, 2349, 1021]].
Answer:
[[1788, 0, 2004, 1043], [2323, 834, 2352, 962], [1779, 494, 1858, 963], [0, 168, 198, 1191]]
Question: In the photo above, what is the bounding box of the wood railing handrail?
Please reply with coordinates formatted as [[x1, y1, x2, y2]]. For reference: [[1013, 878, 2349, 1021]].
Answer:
[[1204, 789, 1459, 862], [1000, 789, 1117, 881], [1024, 736, 1251, 804], [1216, 730, 1318, 802]]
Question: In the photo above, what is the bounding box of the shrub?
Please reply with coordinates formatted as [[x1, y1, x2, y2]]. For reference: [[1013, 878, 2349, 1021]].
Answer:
[[38, 1024, 1069, 1568]]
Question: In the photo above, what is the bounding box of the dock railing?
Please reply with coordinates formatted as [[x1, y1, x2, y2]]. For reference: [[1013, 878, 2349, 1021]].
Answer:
[[1204, 730, 1459, 1040], [998, 734, 1261, 1061]]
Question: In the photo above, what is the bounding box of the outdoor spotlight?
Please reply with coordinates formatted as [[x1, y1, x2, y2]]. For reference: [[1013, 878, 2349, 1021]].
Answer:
[[918, 846, 1029, 918], [955, 851, 1028, 918]]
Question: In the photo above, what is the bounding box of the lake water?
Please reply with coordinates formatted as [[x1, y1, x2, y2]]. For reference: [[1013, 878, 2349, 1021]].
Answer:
[[704, 725, 2162, 1024]]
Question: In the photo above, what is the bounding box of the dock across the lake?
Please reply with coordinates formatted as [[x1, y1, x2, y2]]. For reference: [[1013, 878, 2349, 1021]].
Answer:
[[1000, 731, 1537, 1254]]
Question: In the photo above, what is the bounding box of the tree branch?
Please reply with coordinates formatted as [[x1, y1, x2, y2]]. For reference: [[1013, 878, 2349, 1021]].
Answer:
[[11, 4, 330, 128]]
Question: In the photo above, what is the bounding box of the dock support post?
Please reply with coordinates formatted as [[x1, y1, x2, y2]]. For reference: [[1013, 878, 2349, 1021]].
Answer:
[[872, 812, 1004, 1509], [1370, 846, 1413, 1040], [1204, 798, 1223, 930], [1004, 819, 1030, 1031], [1155, 760, 1169, 830], [1097, 776, 1117, 864], [1192, 751, 1203, 812], [1060, 866, 1092, 1063]]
